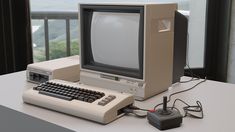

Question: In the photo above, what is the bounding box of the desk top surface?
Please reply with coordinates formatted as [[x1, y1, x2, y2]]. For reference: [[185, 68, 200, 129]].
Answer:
[[0, 71, 235, 132]]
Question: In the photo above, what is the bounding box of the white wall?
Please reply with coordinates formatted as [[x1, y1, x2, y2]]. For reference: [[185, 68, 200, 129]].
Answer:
[[227, 1, 235, 83]]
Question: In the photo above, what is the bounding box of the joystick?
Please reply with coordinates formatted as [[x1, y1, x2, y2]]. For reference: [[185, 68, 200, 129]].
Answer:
[[147, 96, 183, 130]]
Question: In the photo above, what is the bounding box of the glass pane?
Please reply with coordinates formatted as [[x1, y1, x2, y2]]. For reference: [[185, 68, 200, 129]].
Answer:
[[187, 0, 207, 68], [227, 2, 235, 83], [48, 20, 67, 60], [70, 20, 79, 56], [31, 19, 46, 62], [30, 0, 207, 67], [149, 0, 206, 68]]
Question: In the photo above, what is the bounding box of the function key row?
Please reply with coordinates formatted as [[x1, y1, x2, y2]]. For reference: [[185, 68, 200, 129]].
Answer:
[[98, 95, 116, 106]]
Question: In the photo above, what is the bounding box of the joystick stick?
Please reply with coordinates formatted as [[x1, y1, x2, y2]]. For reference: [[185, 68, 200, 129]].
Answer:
[[147, 96, 183, 130]]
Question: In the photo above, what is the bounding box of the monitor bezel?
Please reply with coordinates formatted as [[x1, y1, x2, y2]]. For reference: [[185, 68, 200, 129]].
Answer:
[[80, 4, 144, 79]]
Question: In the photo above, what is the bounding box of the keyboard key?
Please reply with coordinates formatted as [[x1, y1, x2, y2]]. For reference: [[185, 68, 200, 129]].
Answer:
[[33, 87, 38, 90], [88, 98, 94, 103], [108, 95, 116, 99], [84, 98, 89, 102], [106, 96, 113, 101], [89, 96, 97, 100], [95, 94, 102, 99], [34, 81, 105, 102], [98, 101, 107, 106], [77, 96, 84, 101], [102, 99, 109, 102], [39, 90, 72, 101]]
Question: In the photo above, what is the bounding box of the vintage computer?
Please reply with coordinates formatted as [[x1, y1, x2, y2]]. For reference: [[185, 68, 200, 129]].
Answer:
[[79, 3, 178, 100], [23, 3, 187, 124]]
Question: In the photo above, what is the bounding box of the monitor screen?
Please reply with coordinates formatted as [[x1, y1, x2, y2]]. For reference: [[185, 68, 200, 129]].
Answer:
[[80, 5, 144, 79], [91, 12, 140, 69]]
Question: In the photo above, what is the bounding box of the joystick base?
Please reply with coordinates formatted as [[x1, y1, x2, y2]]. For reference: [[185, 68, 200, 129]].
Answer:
[[147, 108, 183, 130]]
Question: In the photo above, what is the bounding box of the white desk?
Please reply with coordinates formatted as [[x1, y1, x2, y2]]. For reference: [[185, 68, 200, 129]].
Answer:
[[0, 71, 235, 132]]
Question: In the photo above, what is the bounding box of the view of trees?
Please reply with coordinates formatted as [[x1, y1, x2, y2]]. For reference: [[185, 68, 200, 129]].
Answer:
[[33, 40, 79, 62], [31, 0, 189, 62], [32, 20, 79, 62]]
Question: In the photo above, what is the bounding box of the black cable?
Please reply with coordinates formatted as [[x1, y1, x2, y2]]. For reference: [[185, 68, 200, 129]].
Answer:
[[154, 78, 207, 110], [126, 78, 206, 118], [172, 98, 190, 107], [132, 112, 147, 118], [127, 105, 149, 111], [127, 64, 206, 119], [172, 99, 204, 119], [179, 77, 199, 83], [186, 64, 201, 79], [122, 108, 147, 118], [169, 78, 206, 101], [168, 107, 180, 113], [183, 101, 204, 119], [180, 64, 201, 83]]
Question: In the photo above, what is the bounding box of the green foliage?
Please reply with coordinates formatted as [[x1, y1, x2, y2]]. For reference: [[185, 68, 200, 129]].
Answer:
[[33, 47, 46, 62], [71, 39, 79, 55], [33, 40, 79, 62], [32, 20, 79, 48], [49, 40, 67, 60]]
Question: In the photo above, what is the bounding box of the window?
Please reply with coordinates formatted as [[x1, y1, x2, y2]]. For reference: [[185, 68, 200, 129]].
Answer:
[[30, 0, 79, 62], [30, 0, 207, 71]]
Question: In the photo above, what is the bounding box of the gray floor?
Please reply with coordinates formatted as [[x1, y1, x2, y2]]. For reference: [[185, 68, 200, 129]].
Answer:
[[0, 105, 74, 132]]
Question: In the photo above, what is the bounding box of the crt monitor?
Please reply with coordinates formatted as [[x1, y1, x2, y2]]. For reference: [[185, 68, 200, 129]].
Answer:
[[80, 5, 144, 79], [79, 3, 183, 100]]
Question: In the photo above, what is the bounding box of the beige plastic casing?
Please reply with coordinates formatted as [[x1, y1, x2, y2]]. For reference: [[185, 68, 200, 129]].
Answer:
[[27, 55, 80, 83], [22, 80, 134, 124], [79, 3, 177, 100]]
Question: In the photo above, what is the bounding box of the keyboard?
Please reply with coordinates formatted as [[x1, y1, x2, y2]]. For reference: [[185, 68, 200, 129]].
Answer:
[[22, 79, 134, 124]]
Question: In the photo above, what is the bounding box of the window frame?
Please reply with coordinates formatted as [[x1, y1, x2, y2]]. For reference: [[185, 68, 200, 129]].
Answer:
[[186, 0, 232, 82]]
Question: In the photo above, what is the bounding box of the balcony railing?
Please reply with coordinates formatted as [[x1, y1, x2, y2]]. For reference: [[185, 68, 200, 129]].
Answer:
[[31, 11, 78, 60]]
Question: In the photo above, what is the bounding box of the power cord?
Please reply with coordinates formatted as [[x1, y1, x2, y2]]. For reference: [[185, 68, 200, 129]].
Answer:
[[153, 77, 207, 110], [124, 78, 206, 118], [122, 107, 148, 118], [124, 64, 206, 119], [180, 64, 200, 83], [172, 99, 204, 119]]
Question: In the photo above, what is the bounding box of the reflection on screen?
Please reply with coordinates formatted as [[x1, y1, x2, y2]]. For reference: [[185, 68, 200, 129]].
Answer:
[[91, 12, 140, 69]]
